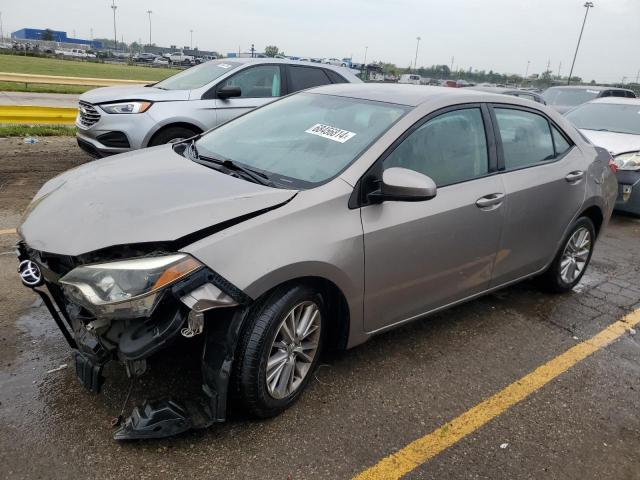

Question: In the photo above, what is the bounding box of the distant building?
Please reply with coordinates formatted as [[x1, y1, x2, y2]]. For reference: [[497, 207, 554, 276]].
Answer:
[[11, 28, 102, 49]]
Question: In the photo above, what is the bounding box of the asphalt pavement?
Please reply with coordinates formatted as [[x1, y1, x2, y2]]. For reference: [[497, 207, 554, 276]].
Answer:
[[0, 137, 638, 480]]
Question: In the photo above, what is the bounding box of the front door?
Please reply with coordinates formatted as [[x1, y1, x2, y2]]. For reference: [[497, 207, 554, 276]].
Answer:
[[361, 106, 505, 332]]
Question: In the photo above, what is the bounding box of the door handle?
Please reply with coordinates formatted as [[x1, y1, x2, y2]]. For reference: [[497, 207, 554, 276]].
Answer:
[[565, 171, 585, 183], [476, 193, 505, 209]]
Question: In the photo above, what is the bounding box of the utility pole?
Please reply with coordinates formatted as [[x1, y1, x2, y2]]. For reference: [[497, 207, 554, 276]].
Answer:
[[568, 2, 594, 85], [250, 43, 255, 58], [363, 46, 368, 66], [524, 60, 531, 85], [413, 36, 421, 72], [147, 10, 152, 46], [111, 0, 117, 52], [189, 29, 193, 50], [557, 61, 562, 79]]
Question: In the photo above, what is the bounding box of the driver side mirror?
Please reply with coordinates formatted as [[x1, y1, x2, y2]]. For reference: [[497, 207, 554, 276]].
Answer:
[[368, 167, 437, 203], [217, 85, 242, 100]]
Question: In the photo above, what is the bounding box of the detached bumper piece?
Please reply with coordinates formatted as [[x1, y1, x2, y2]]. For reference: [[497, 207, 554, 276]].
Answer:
[[113, 398, 215, 440], [73, 351, 105, 394]]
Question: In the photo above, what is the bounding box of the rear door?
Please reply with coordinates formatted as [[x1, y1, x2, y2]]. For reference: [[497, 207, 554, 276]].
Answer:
[[361, 105, 505, 332], [212, 64, 285, 126], [489, 105, 586, 286]]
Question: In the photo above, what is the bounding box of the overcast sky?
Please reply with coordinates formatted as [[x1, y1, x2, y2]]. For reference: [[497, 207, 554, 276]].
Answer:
[[3, 0, 638, 83]]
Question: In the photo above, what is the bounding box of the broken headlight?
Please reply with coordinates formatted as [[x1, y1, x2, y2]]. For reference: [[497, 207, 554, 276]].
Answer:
[[59, 254, 202, 319]]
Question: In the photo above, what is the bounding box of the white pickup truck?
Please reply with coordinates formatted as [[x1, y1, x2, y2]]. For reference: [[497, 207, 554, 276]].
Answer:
[[168, 52, 195, 64]]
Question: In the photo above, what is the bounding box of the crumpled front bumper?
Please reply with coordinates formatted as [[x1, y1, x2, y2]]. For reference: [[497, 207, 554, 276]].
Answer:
[[16, 242, 252, 440]]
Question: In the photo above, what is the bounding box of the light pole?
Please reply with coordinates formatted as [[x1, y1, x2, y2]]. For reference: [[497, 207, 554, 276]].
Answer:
[[523, 60, 530, 85], [147, 10, 152, 46], [363, 46, 368, 66], [190, 30, 193, 50], [111, 0, 117, 52], [413, 36, 421, 72], [568, 2, 594, 85], [1, 12, 4, 40]]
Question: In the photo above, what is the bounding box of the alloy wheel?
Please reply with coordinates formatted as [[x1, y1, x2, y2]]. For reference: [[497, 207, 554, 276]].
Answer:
[[560, 226, 592, 284], [265, 300, 321, 400]]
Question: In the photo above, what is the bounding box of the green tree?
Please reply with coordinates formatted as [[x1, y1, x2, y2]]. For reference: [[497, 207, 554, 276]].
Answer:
[[264, 45, 280, 57], [42, 29, 54, 41]]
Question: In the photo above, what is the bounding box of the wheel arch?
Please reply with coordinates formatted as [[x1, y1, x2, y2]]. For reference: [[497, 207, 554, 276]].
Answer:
[[579, 204, 604, 238], [145, 121, 204, 147]]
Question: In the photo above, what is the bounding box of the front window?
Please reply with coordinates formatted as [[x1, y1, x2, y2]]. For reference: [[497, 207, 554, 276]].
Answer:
[[195, 93, 409, 187], [218, 65, 282, 98], [565, 102, 640, 135], [542, 88, 599, 106], [154, 61, 240, 90]]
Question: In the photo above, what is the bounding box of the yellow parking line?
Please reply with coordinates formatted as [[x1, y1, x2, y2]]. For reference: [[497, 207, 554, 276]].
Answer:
[[353, 309, 640, 480], [0, 228, 17, 236]]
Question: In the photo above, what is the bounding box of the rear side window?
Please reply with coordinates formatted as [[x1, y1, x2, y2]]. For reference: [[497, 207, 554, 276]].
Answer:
[[494, 108, 555, 170], [609, 90, 627, 98], [384, 108, 489, 186], [551, 126, 572, 156], [288, 66, 331, 92], [325, 69, 347, 84]]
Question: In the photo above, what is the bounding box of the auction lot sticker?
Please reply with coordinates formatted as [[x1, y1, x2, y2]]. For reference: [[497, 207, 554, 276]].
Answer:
[[305, 124, 356, 143]]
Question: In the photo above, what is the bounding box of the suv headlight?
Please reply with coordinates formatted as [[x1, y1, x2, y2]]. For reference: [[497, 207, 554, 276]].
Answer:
[[100, 101, 152, 114], [60, 254, 202, 319], [614, 152, 640, 171]]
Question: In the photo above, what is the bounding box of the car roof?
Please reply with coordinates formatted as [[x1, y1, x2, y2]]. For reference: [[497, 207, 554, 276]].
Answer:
[[213, 57, 349, 73], [587, 97, 640, 106], [545, 85, 633, 93], [308, 83, 489, 106]]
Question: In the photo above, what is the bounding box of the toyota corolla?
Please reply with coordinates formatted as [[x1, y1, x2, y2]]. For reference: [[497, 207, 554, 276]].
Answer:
[[17, 84, 617, 440]]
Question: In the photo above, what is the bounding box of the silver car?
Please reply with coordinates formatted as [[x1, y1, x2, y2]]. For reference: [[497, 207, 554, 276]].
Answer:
[[566, 97, 640, 215], [75, 58, 361, 157], [18, 84, 617, 440]]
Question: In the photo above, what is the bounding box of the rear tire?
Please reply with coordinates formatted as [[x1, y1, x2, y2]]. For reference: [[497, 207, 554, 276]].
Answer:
[[538, 217, 595, 293], [148, 126, 198, 146], [235, 284, 325, 419]]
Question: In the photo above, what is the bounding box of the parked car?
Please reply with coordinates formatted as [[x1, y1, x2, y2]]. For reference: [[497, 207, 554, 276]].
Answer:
[[469, 86, 546, 104], [323, 58, 348, 67], [75, 58, 361, 157], [565, 97, 640, 215], [134, 52, 157, 63], [152, 56, 169, 66], [441, 79, 458, 88], [399, 74, 422, 85], [542, 85, 636, 114], [19, 84, 616, 439], [168, 51, 195, 64]]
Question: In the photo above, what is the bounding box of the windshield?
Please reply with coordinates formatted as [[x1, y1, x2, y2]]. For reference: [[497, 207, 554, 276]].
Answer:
[[542, 88, 599, 106], [195, 93, 409, 187], [566, 102, 640, 135], [154, 61, 239, 90]]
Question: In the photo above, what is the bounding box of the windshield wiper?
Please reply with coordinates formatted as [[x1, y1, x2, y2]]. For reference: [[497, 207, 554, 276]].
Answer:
[[180, 140, 274, 186]]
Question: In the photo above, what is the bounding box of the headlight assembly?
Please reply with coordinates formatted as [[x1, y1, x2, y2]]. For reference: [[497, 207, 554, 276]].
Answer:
[[614, 152, 640, 171], [100, 101, 152, 114], [60, 254, 202, 319]]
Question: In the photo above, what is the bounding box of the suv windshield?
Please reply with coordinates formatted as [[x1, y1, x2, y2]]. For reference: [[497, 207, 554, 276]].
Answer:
[[154, 61, 239, 90], [566, 102, 640, 135], [195, 93, 409, 187], [542, 88, 599, 106]]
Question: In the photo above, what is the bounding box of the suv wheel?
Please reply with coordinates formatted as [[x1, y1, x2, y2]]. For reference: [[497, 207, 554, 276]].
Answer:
[[149, 126, 198, 146], [235, 285, 325, 418], [539, 217, 595, 293]]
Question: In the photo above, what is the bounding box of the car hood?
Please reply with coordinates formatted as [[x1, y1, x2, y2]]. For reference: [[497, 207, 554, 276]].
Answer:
[[19, 146, 297, 256], [79, 85, 190, 104], [578, 129, 640, 156]]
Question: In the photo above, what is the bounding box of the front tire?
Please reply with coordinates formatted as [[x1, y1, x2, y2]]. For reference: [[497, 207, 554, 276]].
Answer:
[[235, 285, 325, 418], [539, 217, 595, 293], [148, 126, 198, 146]]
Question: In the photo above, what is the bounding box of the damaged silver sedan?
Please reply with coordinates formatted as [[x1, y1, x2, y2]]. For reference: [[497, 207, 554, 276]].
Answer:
[[16, 84, 617, 440]]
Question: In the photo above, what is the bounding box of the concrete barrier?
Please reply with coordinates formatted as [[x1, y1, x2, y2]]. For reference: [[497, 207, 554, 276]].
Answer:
[[0, 105, 77, 125]]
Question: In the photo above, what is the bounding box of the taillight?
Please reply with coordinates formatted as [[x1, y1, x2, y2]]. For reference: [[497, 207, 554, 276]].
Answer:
[[608, 158, 618, 174]]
